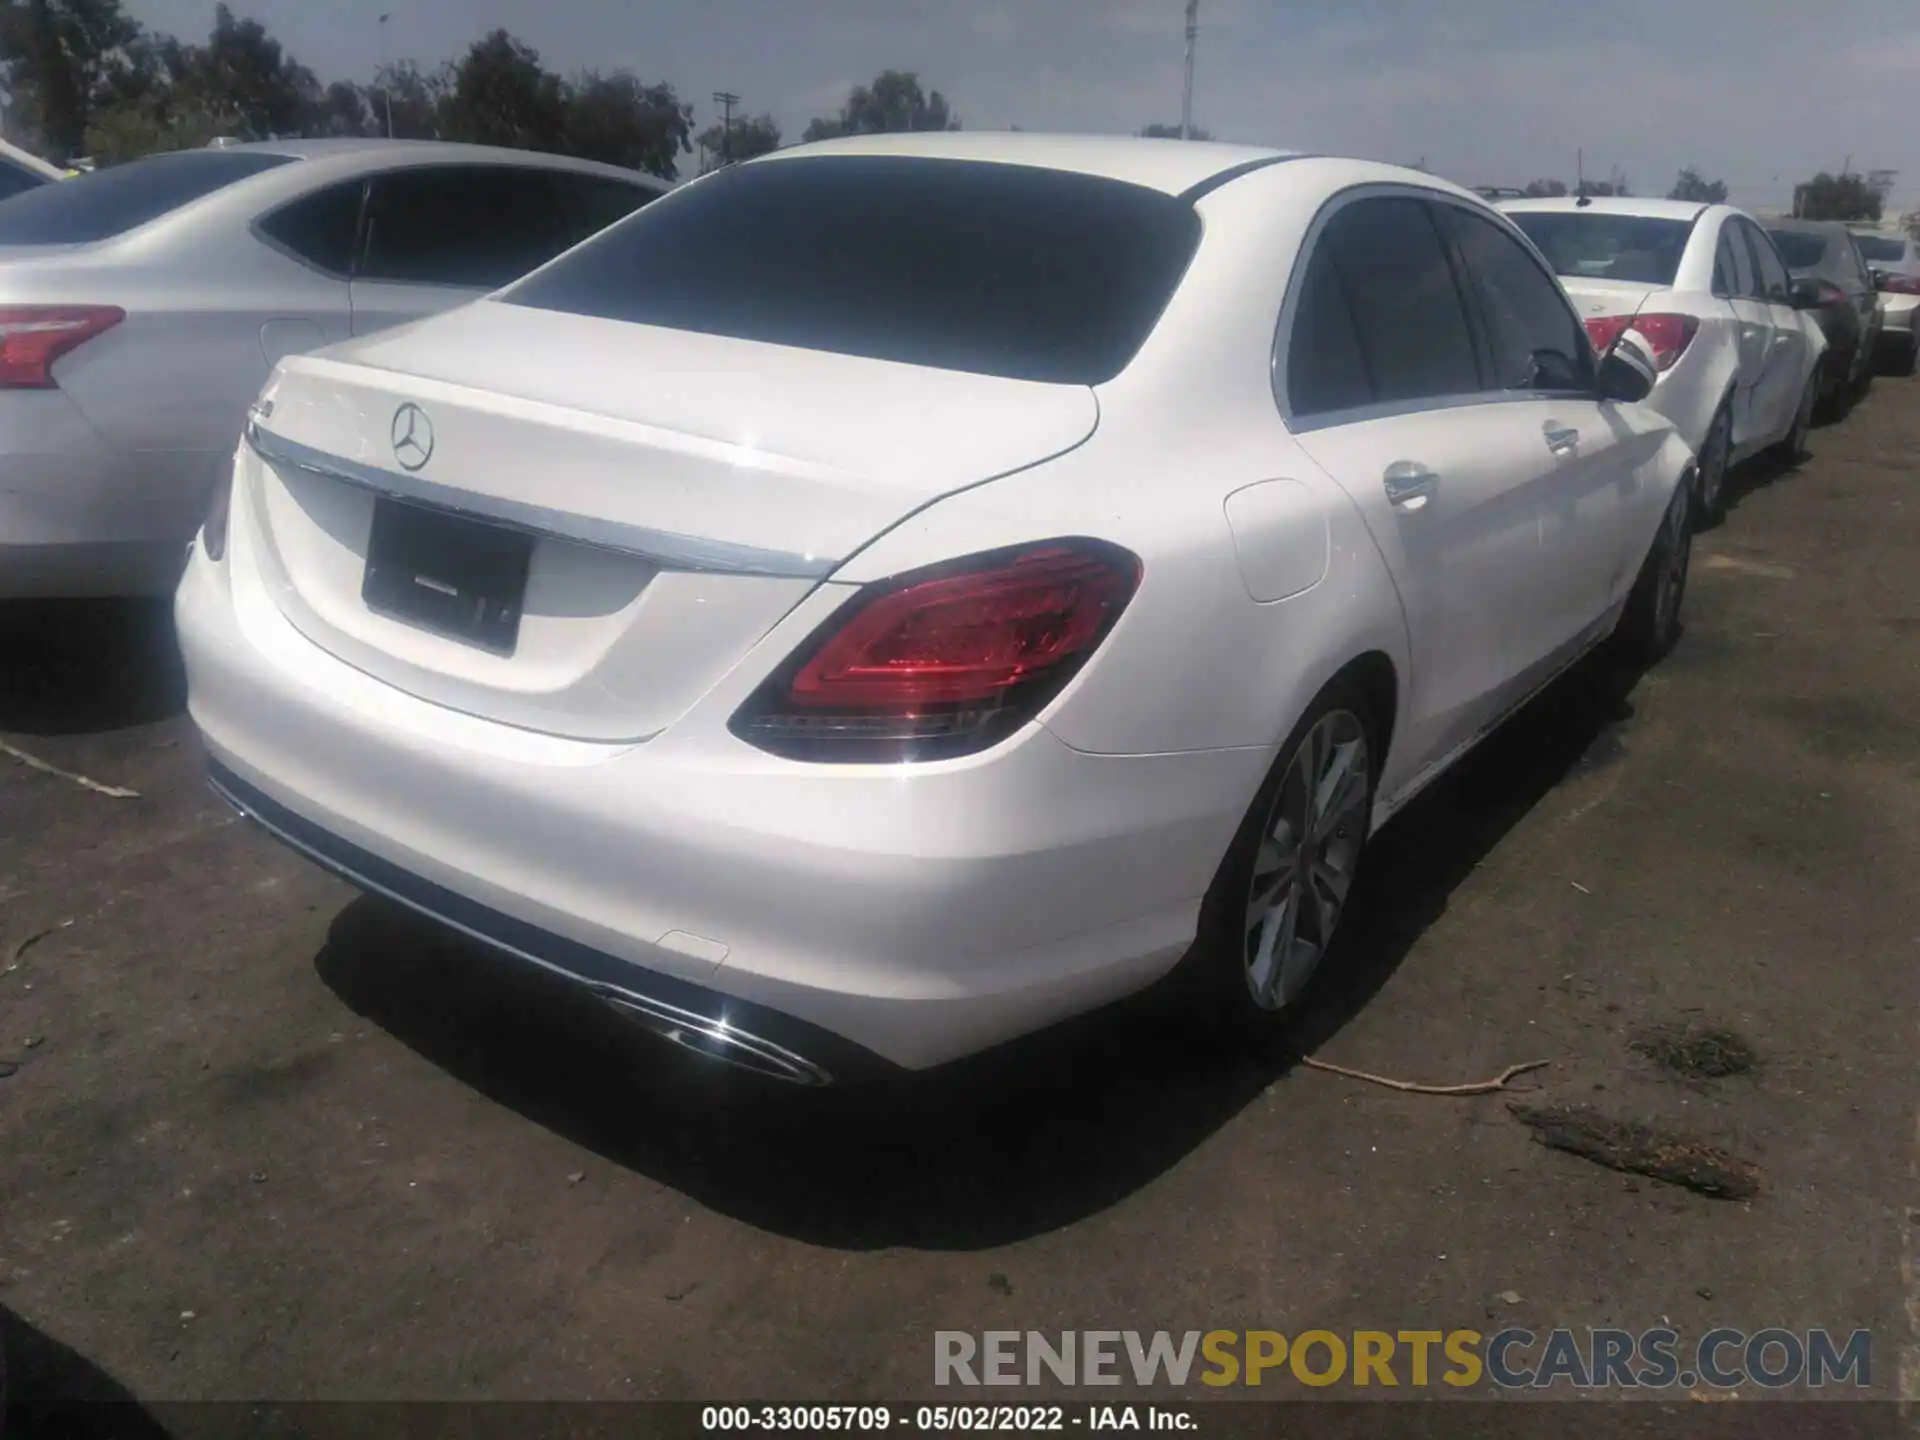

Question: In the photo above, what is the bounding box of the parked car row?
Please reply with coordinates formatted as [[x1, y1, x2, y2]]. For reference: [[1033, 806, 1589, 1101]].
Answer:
[[1, 139, 665, 598], [1495, 193, 1910, 527], [1, 132, 1898, 1083]]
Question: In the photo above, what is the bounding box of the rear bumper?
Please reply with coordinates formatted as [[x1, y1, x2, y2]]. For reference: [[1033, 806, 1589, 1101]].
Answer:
[[176, 519, 1267, 1072], [1, 396, 223, 597], [206, 758, 895, 1085]]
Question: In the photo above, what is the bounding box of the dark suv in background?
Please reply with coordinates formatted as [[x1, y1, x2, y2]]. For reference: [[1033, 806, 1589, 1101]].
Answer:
[[1767, 218, 1883, 417]]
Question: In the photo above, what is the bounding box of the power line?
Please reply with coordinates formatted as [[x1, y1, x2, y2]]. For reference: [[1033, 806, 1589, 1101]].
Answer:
[[1179, 0, 1199, 140], [712, 90, 740, 164]]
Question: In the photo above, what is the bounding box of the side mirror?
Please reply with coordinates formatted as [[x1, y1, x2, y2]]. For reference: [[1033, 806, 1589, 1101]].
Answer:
[[1789, 276, 1825, 310], [1871, 269, 1891, 292], [1597, 329, 1658, 404]]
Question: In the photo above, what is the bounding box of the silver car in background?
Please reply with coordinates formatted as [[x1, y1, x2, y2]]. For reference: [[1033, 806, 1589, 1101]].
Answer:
[[1, 139, 666, 598], [1849, 226, 1920, 376]]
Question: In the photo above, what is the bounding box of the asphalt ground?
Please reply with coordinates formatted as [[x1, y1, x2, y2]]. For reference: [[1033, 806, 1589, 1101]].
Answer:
[[2, 380, 1918, 1435]]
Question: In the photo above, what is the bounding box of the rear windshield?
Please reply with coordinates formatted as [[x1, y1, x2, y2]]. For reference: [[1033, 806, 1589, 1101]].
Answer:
[[1768, 230, 1831, 271], [1506, 212, 1693, 286], [504, 155, 1204, 384], [1852, 233, 1906, 263], [0, 150, 295, 244]]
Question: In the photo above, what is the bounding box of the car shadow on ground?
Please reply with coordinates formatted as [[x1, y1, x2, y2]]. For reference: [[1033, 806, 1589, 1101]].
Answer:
[[0, 1304, 169, 1439], [0, 600, 185, 735], [313, 652, 1641, 1251], [1717, 447, 1806, 525]]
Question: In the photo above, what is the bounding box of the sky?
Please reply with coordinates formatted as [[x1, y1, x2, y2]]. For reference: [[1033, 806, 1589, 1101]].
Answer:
[[122, 0, 1920, 217]]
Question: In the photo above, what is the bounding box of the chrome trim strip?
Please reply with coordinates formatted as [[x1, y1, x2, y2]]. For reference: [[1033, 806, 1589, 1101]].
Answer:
[[246, 424, 839, 579], [206, 768, 832, 1086]]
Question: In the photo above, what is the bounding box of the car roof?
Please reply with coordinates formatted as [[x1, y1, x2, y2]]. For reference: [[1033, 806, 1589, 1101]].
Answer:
[[210, 137, 668, 188], [749, 131, 1298, 197], [1499, 195, 1712, 222]]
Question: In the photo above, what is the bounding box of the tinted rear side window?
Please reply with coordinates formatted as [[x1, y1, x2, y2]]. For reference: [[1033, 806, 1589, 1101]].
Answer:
[[1506, 212, 1692, 286], [555, 174, 658, 246], [361, 166, 584, 289], [257, 179, 365, 275], [0, 150, 294, 243], [1285, 242, 1373, 416], [1767, 230, 1830, 272], [1853, 234, 1905, 263], [505, 156, 1204, 385], [1301, 196, 1481, 406]]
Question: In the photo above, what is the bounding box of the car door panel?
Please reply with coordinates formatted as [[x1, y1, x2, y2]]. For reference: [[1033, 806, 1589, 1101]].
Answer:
[[1291, 405, 1571, 770], [1278, 192, 1581, 786], [1741, 222, 1804, 437]]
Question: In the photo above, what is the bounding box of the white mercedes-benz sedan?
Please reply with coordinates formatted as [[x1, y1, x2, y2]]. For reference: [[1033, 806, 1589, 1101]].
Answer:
[[177, 134, 1696, 1084], [1500, 197, 1828, 526]]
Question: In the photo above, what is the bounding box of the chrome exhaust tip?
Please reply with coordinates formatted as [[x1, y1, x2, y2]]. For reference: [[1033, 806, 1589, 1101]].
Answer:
[[598, 989, 832, 1086]]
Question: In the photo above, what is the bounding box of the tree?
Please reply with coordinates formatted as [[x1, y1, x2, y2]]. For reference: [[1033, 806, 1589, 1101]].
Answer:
[[365, 60, 446, 140], [438, 28, 566, 152], [1792, 171, 1882, 222], [564, 69, 693, 178], [168, 3, 318, 139], [1577, 176, 1630, 198], [1137, 122, 1211, 140], [1667, 166, 1728, 204], [0, 0, 140, 157], [696, 111, 778, 172], [313, 78, 368, 137], [802, 69, 957, 141], [1522, 178, 1567, 198]]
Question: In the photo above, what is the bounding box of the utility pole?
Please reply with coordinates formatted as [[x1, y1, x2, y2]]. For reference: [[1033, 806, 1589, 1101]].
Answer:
[[378, 13, 393, 138], [712, 90, 741, 165], [1179, 0, 1199, 140]]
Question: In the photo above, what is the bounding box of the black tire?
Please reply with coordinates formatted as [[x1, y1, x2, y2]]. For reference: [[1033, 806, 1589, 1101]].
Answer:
[[1693, 402, 1732, 529], [1182, 678, 1381, 1044], [1613, 475, 1693, 667], [1815, 347, 1856, 422], [1775, 361, 1820, 462]]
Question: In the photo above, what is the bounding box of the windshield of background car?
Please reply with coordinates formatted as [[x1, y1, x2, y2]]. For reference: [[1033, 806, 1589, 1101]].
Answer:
[[1505, 212, 1692, 285], [1852, 234, 1905, 263], [0, 150, 295, 244], [503, 155, 1205, 385], [1767, 230, 1831, 272]]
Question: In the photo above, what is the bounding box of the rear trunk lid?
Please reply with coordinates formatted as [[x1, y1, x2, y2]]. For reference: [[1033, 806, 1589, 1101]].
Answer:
[[242, 300, 1100, 742], [1553, 277, 1666, 321]]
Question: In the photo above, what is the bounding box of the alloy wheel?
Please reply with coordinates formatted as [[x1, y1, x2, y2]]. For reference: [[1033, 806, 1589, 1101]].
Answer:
[[1243, 710, 1369, 1011]]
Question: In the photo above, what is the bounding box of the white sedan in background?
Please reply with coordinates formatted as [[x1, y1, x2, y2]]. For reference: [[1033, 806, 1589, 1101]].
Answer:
[[1, 139, 665, 598], [179, 135, 1695, 1084], [1503, 196, 1828, 525]]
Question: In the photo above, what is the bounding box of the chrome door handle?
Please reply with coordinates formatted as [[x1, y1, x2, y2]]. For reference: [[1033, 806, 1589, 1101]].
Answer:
[[1383, 460, 1440, 509], [1544, 422, 1580, 455]]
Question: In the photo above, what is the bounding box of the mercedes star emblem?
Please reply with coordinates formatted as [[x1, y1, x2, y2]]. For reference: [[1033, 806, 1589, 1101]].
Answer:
[[390, 403, 434, 471]]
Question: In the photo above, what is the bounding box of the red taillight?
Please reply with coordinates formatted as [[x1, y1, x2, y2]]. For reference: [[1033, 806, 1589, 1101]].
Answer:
[[1881, 274, 1920, 295], [1582, 312, 1698, 373], [0, 306, 124, 388], [1815, 280, 1847, 307], [731, 540, 1143, 761]]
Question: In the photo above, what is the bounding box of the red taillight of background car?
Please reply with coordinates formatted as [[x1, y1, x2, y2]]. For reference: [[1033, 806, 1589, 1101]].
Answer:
[[1582, 312, 1699, 373], [1815, 280, 1847, 307], [731, 540, 1143, 761], [1879, 274, 1920, 295], [0, 306, 124, 388]]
